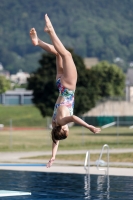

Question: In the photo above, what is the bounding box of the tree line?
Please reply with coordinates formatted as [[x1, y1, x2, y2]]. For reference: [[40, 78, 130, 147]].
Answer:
[[0, 0, 133, 73]]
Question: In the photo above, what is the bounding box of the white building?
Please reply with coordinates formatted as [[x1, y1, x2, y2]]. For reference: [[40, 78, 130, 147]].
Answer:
[[10, 70, 30, 85], [126, 68, 133, 102], [0, 88, 33, 105]]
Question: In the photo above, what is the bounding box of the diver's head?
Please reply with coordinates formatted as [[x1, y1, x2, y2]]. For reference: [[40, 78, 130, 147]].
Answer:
[[51, 125, 69, 144]]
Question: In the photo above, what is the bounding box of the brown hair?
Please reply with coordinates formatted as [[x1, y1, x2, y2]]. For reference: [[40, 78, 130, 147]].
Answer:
[[51, 126, 68, 144]]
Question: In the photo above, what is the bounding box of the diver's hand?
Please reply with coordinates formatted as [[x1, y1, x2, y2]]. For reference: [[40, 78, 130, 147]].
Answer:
[[46, 157, 55, 168], [89, 125, 101, 134]]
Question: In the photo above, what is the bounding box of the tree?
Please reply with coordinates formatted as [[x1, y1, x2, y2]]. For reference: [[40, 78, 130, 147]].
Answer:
[[89, 61, 125, 99], [27, 53, 57, 117], [0, 75, 10, 94], [71, 50, 98, 114], [27, 50, 98, 117]]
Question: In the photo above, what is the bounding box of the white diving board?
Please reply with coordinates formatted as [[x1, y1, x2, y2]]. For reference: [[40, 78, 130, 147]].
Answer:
[[0, 190, 31, 197]]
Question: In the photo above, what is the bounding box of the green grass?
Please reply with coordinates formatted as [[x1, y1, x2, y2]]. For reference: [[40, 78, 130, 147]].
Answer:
[[25, 152, 133, 163], [0, 105, 133, 154], [0, 105, 47, 127], [0, 126, 133, 152], [0, 127, 133, 166]]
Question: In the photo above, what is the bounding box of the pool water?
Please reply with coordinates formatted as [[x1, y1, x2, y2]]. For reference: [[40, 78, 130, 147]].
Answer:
[[0, 170, 133, 199]]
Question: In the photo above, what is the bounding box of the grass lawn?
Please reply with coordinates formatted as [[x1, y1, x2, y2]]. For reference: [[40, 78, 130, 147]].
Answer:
[[26, 152, 133, 163], [0, 105, 47, 127], [0, 126, 132, 152], [0, 105, 133, 164]]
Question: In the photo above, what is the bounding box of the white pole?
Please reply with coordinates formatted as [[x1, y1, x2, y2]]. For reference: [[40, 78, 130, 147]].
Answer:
[[129, 125, 133, 129], [82, 116, 85, 146], [9, 119, 12, 150], [117, 116, 119, 145], [102, 122, 116, 129]]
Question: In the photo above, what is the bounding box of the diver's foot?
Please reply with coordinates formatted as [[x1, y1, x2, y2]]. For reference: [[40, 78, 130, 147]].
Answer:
[[44, 14, 54, 34], [29, 28, 38, 46]]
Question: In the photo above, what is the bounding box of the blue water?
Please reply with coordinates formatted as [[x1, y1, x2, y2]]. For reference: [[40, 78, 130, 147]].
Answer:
[[0, 170, 133, 199]]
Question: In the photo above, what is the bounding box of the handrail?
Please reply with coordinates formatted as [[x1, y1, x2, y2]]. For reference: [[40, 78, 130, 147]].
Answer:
[[84, 151, 90, 174], [96, 144, 109, 175]]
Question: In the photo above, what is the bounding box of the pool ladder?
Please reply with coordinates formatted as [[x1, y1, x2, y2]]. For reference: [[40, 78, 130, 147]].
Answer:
[[84, 144, 109, 175], [84, 150, 90, 174]]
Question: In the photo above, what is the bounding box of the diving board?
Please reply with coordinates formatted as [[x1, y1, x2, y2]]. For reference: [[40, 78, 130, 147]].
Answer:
[[0, 190, 31, 197]]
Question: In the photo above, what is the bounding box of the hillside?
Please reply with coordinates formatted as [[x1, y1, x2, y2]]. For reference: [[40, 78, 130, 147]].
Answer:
[[0, 0, 133, 73], [0, 105, 46, 127]]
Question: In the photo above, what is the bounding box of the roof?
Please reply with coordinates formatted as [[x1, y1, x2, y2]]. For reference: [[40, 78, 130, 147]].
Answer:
[[4, 89, 33, 95]]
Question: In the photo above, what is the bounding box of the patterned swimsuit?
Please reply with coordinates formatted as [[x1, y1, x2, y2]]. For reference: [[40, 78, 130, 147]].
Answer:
[[52, 78, 75, 121]]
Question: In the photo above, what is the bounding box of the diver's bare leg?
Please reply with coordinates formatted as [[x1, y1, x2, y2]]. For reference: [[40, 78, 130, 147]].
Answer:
[[44, 14, 77, 90], [30, 28, 58, 55], [30, 27, 63, 76], [56, 54, 63, 80]]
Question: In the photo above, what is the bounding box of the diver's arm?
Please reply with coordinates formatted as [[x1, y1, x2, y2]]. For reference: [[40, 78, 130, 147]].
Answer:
[[60, 115, 101, 134], [46, 140, 59, 168]]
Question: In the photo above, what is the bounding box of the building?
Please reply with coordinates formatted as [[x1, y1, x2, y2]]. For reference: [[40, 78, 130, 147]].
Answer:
[[83, 57, 99, 69], [0, 67, 32, 105], [10, 70, 30, 85], [0, 88, 33, 105], [126, 68, 133, 102]]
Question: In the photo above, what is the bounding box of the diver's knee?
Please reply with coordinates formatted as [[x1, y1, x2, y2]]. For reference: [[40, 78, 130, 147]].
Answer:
[[63, 50, 72, 58]]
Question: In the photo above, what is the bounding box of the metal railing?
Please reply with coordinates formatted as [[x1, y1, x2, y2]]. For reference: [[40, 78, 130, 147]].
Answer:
[[84, 145, 110, 199], [84, 151, 90, 174], [84, 151, 90, 195], [84, 144, 109, 175], [96, 144, 109, 175]]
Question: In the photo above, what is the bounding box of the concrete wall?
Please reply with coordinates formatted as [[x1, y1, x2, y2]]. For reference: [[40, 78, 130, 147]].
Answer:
[[84, 101, 133, 116]]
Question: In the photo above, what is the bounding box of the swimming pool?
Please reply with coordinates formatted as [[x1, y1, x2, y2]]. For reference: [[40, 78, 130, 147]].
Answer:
[[0, 170, 133, 199]]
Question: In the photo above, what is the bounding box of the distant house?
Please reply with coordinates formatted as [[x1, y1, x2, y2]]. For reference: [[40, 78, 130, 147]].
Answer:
[[126, 68, 133, 102], [10, 70, 30, 85], [0, 88, 33, 105], [83, 57, 99, 69]]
